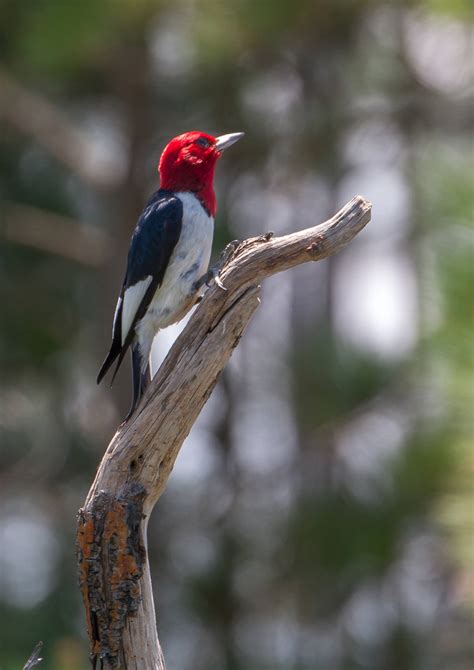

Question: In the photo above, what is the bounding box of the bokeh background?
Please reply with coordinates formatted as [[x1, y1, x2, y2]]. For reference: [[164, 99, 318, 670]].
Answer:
[[1, 1, 472, 669]]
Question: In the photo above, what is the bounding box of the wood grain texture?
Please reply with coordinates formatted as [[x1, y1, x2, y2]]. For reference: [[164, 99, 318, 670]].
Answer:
[[77, 195, 372, 669]]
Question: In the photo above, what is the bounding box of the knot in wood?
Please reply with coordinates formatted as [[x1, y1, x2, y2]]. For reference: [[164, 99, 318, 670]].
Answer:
[[306, 236, 325, 257]]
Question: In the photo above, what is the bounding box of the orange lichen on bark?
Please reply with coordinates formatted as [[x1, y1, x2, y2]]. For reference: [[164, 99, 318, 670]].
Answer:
[[75, 485, 146, 668], [76, 513, 98, 653]]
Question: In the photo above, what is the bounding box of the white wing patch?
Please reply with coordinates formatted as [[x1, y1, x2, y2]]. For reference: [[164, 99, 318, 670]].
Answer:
[[121, 276, 153, 345]]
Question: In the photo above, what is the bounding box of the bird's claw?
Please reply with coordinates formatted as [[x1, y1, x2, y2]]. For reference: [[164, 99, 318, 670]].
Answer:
[[214, 273, 227, 291], [192, 269, 214, 293], [192, 267, 226, 293], [192, 240, 241, 295]]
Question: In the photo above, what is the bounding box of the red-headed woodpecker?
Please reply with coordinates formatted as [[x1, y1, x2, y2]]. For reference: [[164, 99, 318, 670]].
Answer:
[[97, 130, 244, 420]]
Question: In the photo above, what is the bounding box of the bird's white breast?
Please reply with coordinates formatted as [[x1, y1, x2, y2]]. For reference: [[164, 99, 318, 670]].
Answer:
[[142, 191, 214, 330]]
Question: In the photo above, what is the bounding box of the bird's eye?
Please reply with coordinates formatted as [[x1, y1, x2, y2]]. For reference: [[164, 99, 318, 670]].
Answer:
[[195, 137, 211, 148]]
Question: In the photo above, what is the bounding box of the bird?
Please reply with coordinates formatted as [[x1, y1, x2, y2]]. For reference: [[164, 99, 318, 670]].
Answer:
[[97, 130, 244, 420]]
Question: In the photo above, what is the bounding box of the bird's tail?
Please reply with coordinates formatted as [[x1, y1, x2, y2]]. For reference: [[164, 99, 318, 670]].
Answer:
[[97, 344, 120, 385], [97, 339, 129, 387], [124, 343, 150, 421]]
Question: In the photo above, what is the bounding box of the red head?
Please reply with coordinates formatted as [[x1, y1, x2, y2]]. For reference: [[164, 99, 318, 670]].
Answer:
[[158, 130, 244, 216]]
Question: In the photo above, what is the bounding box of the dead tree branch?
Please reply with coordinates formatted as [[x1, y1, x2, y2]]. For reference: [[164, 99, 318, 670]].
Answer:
[[23, 642, 43, 670], [76, 195, 372, 669]]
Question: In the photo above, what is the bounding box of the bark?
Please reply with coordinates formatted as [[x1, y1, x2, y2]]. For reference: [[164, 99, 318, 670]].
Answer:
[[23, 642, 43, 670], [76, 195, 372, 669]]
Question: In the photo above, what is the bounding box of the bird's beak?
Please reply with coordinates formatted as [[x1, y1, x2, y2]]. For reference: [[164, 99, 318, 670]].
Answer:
[[215, 132, 245, 153]]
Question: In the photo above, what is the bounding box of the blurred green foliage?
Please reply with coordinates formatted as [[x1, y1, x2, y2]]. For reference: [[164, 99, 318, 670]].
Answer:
[[0, 1, 472, 669]]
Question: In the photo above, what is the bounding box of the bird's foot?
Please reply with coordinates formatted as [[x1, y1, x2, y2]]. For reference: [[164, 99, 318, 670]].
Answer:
[[192, 240, 241, 295], [192, 266, 225, 294]]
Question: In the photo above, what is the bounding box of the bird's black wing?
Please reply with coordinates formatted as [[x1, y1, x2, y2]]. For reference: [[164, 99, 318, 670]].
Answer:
[[97, 191, 183, 384]]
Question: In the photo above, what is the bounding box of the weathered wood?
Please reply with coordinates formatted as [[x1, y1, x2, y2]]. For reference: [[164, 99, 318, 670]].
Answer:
[[76, 195, 372, 669], [23, 642, 43, 670]]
